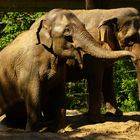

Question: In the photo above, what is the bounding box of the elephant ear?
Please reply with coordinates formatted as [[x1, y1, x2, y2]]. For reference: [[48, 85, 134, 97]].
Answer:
[[98, 18, 120, 50], [36, 20, 52, 48]]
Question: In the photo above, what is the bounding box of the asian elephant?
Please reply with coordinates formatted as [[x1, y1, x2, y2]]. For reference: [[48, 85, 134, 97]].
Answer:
[[71, 7, 140, 121], [0, 9, 135, 131], [29, 7, 140, 123], [71, 8, 140, 120]]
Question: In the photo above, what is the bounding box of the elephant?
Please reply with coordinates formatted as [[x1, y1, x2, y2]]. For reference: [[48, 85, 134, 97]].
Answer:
[[0, 9, 135, 131], [29, 7, 140, 123], [71, 7, 140, 121]]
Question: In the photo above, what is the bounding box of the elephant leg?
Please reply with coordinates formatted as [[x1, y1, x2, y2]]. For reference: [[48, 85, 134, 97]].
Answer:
[[5, 100, 27, 128], [42, 85, 66, 132], [102, 66, 123, 116], [83, 55, 105, 123], [87, 69, 105, 123], [25, 80, 42, 131]]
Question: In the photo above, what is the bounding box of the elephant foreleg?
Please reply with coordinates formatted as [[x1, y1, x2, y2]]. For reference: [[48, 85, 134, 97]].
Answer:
[[42, 84, 66, 132], [83, 55, 105, 123], [87, 69, 105, 123], [5, 100, 27, 128], [102, 66, 123, 116], [25, 80, 42, 131]]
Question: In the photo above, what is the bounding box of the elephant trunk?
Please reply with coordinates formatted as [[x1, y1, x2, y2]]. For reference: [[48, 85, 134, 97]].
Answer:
[[73, 26, 136, 61]]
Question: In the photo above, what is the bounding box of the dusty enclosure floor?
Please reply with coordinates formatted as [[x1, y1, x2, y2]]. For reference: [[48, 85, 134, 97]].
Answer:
[[0, 110, 140, 140]]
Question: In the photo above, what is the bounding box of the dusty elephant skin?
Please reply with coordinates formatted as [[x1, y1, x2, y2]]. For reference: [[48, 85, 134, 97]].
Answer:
[[71, 7, 140, 122], [0, 9, 135, 131], [30, 7, 140, 123], [72, 8, 140, 120]]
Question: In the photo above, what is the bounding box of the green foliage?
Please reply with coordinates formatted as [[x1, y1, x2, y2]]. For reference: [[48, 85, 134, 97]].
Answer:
[[0, 12, 44, 49], [114, 59, 138, 112], [66, 59, 139, 113], [66, 80, 88, 111]]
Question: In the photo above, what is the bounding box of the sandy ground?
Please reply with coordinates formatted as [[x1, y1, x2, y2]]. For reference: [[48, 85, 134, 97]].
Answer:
[[0, 110, 140, 140]]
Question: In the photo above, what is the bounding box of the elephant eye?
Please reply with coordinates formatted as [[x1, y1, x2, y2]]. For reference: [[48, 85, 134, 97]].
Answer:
[[64, 26, 72, 35], [64, 25, 73, 42], [64, 27, 70, 33]]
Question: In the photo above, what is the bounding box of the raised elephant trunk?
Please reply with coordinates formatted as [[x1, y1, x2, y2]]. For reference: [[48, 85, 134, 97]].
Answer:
[[73, 25, 136, 61]]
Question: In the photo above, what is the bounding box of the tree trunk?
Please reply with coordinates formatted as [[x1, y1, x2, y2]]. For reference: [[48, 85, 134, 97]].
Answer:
[[85, 0, 111, 9], [85, 0, 94, 9]]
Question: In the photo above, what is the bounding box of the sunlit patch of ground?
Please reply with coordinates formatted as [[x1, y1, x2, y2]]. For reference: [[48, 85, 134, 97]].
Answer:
[[0, 110, 140, 140]]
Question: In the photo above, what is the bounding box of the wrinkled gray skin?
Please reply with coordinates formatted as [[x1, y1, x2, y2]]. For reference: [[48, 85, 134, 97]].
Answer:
[[30, 7, 140, 123], [0, 9, 135, 131], [72, 8, 140, 121]]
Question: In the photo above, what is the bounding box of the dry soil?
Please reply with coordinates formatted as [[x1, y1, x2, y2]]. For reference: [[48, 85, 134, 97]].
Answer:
[[0, 110, 140, 140]]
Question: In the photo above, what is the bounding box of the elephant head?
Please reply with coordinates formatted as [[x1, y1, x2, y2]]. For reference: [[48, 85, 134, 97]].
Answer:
[[98, 7, 140, 104], [35, 9, 136, 64], [98, 8, 140, 50]]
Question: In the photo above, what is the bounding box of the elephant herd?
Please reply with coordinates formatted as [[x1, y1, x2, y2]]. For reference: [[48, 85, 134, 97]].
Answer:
[[0, 7, 140, 132]]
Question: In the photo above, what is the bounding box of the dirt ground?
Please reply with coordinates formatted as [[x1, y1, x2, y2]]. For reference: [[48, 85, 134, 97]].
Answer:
[[0, 110, 140, 140]]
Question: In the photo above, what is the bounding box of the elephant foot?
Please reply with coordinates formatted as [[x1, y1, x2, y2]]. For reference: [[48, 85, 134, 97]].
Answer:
[[25, 119, 59, 132], [3, 116, 26, 129], [114, 109, 123, 116], [88, 114, 106, 124], [105, 102, 123, 117]]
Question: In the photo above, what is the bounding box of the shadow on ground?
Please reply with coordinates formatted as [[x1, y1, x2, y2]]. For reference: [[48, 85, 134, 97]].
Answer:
[[66, 111, 140, 129], [0, 111, 140, 140]]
